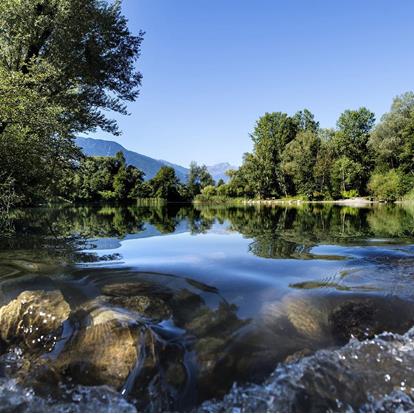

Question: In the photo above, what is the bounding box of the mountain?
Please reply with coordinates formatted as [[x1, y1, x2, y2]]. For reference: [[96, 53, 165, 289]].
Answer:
[[76, 137, 189, 182], [206, 162, 237, 183], [76, 137, 235, 183]]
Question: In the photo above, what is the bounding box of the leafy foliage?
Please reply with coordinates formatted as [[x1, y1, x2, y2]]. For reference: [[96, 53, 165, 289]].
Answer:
[[224, 98, 414, 202], [368, 170, 410, 201], [187, 162, 215, 197], [0, 0, 143, 204], [148, 166, 184, 201]]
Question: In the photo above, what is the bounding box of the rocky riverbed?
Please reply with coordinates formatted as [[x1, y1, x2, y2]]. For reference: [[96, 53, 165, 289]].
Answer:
[[2, 203, 414, 412], [0, 275, 413, 412], [200, 328, 414, 413]]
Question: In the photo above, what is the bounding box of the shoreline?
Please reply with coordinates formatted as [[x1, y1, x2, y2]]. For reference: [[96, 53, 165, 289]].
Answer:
[[194, 197, 384, 207], [242, 197, 377, 207]]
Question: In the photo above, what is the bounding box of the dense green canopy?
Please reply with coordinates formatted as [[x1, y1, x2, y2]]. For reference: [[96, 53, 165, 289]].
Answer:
[[0, 0, 143, 204]]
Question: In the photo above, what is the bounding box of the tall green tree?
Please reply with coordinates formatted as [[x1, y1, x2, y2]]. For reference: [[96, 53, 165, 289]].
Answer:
[[187, 162, 215, 197], [249, 112, 298, 198], [369, 92, 414, 173], [149, 166, 182, 201], [331, 156, 364, 197], [293, 109, 319, 133], [313, 132, 335, 197], [0, 0, 143, 204], [226, 153, 257, 198], [281, 130, 320, 197], [332, 107, 375, 194], [334, 107, 375, 162]]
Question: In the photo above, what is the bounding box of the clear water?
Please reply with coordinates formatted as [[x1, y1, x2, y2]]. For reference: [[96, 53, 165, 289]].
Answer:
[[1, 203, 414, 411]]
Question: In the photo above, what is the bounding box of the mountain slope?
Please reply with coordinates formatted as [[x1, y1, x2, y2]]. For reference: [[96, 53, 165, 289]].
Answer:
[[76, 137, 235, 183], [76, 137, 189, 182]]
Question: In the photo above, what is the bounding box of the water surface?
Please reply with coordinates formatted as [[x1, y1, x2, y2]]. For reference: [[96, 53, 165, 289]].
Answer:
[[1, 203, 414, 411]]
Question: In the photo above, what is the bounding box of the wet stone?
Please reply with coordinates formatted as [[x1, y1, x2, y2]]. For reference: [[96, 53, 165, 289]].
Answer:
[[282, 293, 331, 342], [101, 282, 173, 301], [57, 304, 141, 390], [330, 300, 377, 341], [199, 328, 414, 412], [0, 290, 70, 352], [98, 294, 172, 322]]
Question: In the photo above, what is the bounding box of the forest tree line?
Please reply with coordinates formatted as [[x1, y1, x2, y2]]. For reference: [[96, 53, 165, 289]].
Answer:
[[207, 94, 414, 202], [67, 91, 414, 205], [0, 1, 413, 207], [59, 155, 216, 203]]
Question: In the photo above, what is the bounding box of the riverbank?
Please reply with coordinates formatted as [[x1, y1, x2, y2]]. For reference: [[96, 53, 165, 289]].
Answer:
[[194, 196, 379, 207]]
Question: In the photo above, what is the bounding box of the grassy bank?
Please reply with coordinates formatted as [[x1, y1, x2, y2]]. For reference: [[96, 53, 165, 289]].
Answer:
[[193, 195, 388, 206]]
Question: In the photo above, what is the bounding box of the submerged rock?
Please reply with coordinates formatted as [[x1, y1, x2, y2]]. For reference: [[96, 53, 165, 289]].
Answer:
[[0, 259, 52, 274], [262, 292, 414, 346], [199, 328, 414, 412], [98, 295, 171, 322], [101, 282, 173, 301], [56, 300, 189, 409], [282, 294, 331, 341], [57, 304, 141, 390], [0, 290, 70, 352]]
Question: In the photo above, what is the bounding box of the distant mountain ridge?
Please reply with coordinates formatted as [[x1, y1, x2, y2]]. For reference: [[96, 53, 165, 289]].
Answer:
[[75, 137, 235, 183], [76, 137, 189, 182], [206, 162, 237, 182]]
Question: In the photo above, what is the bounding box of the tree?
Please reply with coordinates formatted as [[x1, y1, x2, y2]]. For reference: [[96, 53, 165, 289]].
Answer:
[[281, 130, 320, 197], [293, 109, 319, 133], [332, 107, 375, 194], [149, 166, 182, 201], [369, 92, 414, 173], [125, 166, 146, 200], [249, 112, 298, 198], [331, 156, 364, 198], [313, 134, 335, 198], [0, 0, 143, 204], [200, 185, 216, 198], [216, 178, 225, 187], [226, 153, 258, 198], [62, 151, 145, 202], [187, 162, 215, 197], [368, 170, 410, 201]]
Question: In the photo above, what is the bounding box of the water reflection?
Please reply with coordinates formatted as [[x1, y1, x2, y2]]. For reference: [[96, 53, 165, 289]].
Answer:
[[1, 203, 414, 411], [4, 203, 414, 251]]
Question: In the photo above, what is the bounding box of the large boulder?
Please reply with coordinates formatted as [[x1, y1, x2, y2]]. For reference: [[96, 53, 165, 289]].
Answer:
[[58, 304, 142, 390], [0, 290, 70, 352]]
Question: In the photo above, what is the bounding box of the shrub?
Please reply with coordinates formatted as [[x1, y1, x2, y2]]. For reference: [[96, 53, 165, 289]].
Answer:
[[201, 185, 217, 198], [402, 188, 414, 201], [341, 189, 359, 199], [368, 170, 409, 201]]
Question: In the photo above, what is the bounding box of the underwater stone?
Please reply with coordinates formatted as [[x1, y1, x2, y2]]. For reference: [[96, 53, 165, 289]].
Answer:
[[0, 290, 70, 351], [98, 294, 172, 322], [58, 304, 141, 390], [101, 282, 173, 301], [282, 293, 331, 341]]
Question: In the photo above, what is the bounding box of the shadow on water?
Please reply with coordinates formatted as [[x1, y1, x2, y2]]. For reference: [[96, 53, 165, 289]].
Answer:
[[1, 203, 414, 410]]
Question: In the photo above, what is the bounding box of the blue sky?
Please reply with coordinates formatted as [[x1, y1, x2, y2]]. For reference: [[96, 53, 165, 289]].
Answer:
[[94, 0, 414, 167]]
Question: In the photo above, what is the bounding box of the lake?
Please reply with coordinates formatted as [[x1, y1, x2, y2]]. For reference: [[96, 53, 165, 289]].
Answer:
[[1, 203, 414, 412]]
